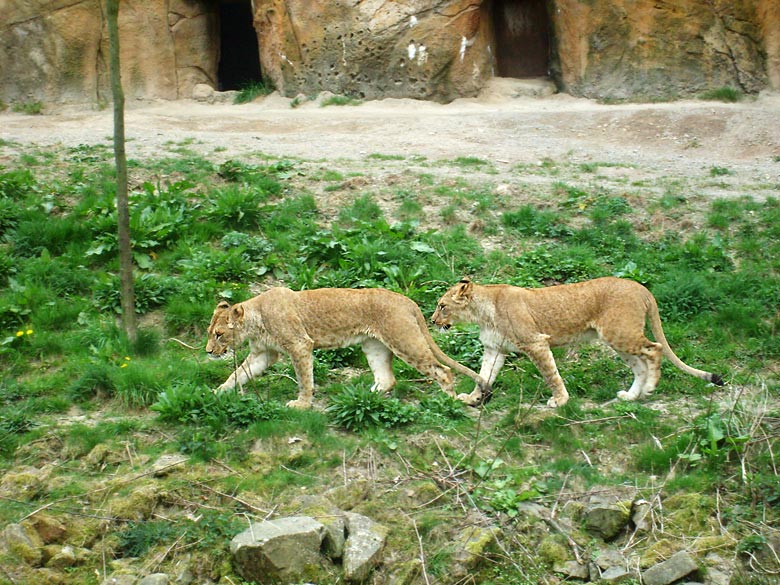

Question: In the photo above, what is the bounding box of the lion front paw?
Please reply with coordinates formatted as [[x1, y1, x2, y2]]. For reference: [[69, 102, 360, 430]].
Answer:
[[617, 390, 638, 401], [546, 394, 569, 408], [217, 383, 243, 394], [286, 399, 313, 410], [456, 392, 482, 407]]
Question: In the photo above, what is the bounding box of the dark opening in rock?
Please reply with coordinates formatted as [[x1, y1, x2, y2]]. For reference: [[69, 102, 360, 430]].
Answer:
[[218, 0, 263, 90], [492, 0, 551, 78]]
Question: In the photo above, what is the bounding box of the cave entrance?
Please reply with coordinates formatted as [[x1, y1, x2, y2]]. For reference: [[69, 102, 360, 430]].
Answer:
[[218, 0, 262, 91], [492, 0, 551, 77]]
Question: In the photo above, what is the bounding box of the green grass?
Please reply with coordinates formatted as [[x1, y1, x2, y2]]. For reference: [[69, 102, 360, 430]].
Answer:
[[0, 144, 777, 584], [233, 80, 275, 104], [320, 94, 362, 107], [699, 86, 744, 103], [11, 101, 43, 115]]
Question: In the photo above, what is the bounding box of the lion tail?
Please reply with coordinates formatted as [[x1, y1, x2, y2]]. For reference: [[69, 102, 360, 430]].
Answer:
[[416, 310, 492, 395], [645, 289, 725, 386]]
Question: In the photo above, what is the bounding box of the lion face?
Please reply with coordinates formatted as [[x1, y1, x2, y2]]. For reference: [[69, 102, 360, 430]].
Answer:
[[206, 301, 243, 358], [431, 278, 474, 330]]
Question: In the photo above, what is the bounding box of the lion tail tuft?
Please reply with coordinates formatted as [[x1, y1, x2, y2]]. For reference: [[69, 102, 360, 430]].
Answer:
[[710, 373, 725, 386]]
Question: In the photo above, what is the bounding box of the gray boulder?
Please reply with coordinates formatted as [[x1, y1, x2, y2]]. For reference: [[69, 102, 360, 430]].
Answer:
[[138, 574, 170, 585], [343, 512, 387, 583], [583, 494, 631, 541], [642, 550, 699, 585], [230, 516, 326, 584]]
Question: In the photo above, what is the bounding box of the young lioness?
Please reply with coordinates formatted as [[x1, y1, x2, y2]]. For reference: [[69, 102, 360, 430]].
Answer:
[[206, 287, 489, 409], [431, 277, 724, 407]]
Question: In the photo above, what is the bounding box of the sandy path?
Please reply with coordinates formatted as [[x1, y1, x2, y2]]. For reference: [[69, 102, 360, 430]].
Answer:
[[2, 90, 780, 193]]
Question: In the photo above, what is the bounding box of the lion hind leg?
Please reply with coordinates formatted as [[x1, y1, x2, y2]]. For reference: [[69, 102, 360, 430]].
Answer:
[[287, 343, 316, 409], [639, 341, 663, 398], [615, 351, 646, 401], [386, 337, 457, 398], [361, 339, 396, 393]]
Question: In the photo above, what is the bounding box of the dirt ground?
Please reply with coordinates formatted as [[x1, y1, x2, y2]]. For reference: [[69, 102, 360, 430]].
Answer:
[[2, 83, 780, 199]]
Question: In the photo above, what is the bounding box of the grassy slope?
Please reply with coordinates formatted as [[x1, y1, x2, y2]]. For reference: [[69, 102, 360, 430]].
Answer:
[[0, 137, 778, 584]]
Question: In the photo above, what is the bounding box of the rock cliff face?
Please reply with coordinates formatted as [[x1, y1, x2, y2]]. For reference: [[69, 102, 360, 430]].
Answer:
[[553, 0, 777, 100], [0, 0, 218, 105], [254, 0, 492, 102], [0, 0, 777, 106]]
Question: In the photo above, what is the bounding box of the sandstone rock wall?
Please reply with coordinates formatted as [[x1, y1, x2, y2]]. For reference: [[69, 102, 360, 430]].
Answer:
[[0, 0, 777, 106], [254, 0, 492, 102], [553, 0, 775, 100], [0, 0, 217, 105]]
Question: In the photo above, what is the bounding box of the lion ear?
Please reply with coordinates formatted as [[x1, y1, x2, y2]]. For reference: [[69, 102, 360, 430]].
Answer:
[[454, 277, 473, 299], [217, 300, 231, 310], [230, 304, 245, 323]]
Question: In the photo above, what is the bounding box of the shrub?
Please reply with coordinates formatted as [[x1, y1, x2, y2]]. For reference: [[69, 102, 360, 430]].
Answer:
[[502, 205, 572, 238], [233, 80, 274, 104], [204, 185, 268, 229], [699, 86, 743, 102], [0, 169, 37, 200], [320, 94, 362, 107], [327, 383, 416, 430], [94, 273, 178, 315], [152, 384, 285, 430]]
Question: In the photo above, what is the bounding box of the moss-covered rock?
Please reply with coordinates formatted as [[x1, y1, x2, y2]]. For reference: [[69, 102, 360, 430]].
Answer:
[[664, 493, 717, 533], [0, 522, 44, 566], [452, 524, 501, 577], [23, 512, 66, 544], [0, 466, 49, 501], [538, 535, 571, 566], [107, 483, 164, 521]]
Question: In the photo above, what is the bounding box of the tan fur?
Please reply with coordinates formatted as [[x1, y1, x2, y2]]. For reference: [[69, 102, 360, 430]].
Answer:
[[206, 287, 489, 409], [431, 277, 724, 407]]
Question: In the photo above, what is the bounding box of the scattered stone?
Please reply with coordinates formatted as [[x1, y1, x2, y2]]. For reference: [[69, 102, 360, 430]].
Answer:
[[600, 565, 637, 583], [631, 499, 653, 533], [25, 512, 66, 544], [583, 494, 631, 540], [45, 544, 87, 569], [151, 454, 187, 476], [0, 522, 44, 567], [642, 550, 699, 585], [593, 547, 628, 570], [191, 84, 215, 102], [85, 443, 113, 469], [139, 573, 170, 585], [553, 560, 589, 579], [230, 516, 326, 584], [343, 512, 387, 583], [107, 483, 163, 521], [702, 552, 731, 585], [0, 466, 49, 501], [452, 524, 500, 577], [291, 495, 347, 560], [101, 575, 139, 585]]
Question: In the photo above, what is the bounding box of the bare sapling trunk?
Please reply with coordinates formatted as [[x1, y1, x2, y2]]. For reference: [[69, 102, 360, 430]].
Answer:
[[105, 0, 136, 342]]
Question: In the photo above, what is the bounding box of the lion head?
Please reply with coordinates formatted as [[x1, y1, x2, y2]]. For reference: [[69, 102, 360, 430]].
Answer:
[[431, 277, 474, 330], [206, 300, 246, 358]]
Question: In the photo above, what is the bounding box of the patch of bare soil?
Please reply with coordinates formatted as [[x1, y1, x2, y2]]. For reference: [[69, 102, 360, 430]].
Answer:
[[2, 86, 780, 200]]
